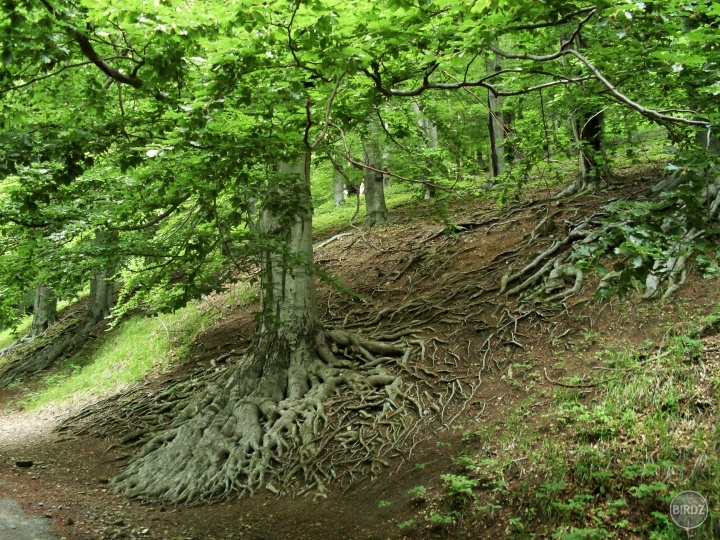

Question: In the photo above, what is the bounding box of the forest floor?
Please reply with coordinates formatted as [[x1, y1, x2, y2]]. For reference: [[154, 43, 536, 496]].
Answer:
[[1, 169, 719, 539]]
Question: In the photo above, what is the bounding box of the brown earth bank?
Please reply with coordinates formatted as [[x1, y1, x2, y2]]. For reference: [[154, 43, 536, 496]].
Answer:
[[1, 173, 719, 539]]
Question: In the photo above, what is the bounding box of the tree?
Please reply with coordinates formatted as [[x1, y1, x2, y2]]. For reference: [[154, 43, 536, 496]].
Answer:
[[333, 165, 345, 206], [486, 54, 508, 182], [29, 284, 57, 336], [410, 101, 439, 198], [3, 0, 720, 504], [362, 117, 391, 227]]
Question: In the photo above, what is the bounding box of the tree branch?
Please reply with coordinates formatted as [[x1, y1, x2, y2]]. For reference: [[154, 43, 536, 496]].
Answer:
[[504, 6, 597, 33], [308, 68, 348, 150], [114, 198, 189, 231], [38, 0, 145, 89], [329, 122, 451, 192], [565, 49, 710, 127]]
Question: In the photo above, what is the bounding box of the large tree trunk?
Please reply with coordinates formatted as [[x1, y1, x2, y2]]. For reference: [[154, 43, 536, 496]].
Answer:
[[113, 154, 321, 502], [88, 270, 114, 322], [363, 119, 390, 227], [111, 152, 409, 504], [29, 285, 57, 337]]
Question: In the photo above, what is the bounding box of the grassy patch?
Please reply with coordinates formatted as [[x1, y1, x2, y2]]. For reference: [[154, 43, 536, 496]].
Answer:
[[0, 315, 31, 359], [411, 330, 720, 539], [312, 185, 417, 235], [21, 301, 219, 410]]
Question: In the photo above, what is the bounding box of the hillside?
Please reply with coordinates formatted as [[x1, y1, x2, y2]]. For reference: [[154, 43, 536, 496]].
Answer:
[[0, 171, 718, 539]]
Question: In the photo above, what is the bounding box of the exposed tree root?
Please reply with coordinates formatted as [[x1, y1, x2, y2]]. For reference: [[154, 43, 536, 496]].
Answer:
[[59, 170, 715, 506], [60, 328, 471, 505], [498, 175, 720, 302], [0, 312, 102, 388]]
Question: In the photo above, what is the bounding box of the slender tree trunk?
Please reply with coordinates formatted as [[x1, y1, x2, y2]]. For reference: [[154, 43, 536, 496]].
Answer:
[[29, 285, 57, 337], [363, 119, 390, 227], [572, 107, 608, 190], [476, 149, 487, 172], [410, 102, 438, 199], [487, 54, 507, 182], [87, 229, 115, 322], [382, 147, 391, 188], [333, 167, 345, 206]]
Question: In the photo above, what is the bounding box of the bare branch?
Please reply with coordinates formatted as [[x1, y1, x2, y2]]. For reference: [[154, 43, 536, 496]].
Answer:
[[309, 68, 348, 150], [565, 49, 710, 127], [114, 198, 190, 232]]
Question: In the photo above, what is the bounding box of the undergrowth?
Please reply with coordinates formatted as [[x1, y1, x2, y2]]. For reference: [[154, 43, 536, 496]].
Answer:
[[408, 321, 719, 539], [19, 301, 220, 410], [0, 315, 31, 359], [312, 184, 416, 234]]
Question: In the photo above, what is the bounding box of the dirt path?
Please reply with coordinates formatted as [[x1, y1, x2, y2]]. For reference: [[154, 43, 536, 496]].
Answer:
[[0, 494, 59, 540], [0, 401, 453, 540]]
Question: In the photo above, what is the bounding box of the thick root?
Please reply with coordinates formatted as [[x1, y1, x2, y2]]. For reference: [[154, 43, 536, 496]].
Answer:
[[0, 314, 101, 388], [106, 329, 429, 504], [502, 174, 719, 302]]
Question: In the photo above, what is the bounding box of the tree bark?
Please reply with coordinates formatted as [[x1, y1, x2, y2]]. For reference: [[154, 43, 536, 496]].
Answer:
[[487, 54, 507, 182], [112, 153, 329, 503], [363, 119, 390, 227], [29, 285, 57, 337], [88, 270, 114, 322], [410, 102, 439, 199], [333, 166, 345, 206], [382, 147, 392, 188]]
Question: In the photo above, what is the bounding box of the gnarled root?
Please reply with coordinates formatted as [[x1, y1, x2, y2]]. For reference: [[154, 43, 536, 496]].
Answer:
[[109, 329, 427, 504]]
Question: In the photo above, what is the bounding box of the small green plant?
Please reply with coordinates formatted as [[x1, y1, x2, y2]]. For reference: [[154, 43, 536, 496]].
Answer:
[[378, 500, 391, 507], [428, 513, 453, 524], [440, 473, 478, 502], [452, 452, 474, 469], [508, 516, 526, 533], [408, 485, 427, 498], [628, 482, 667, 499]]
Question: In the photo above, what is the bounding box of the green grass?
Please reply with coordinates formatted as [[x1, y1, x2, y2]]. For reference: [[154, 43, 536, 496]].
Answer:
[[0, 315, 31, 355], [416, 322, 720, 539], [312, 184, 417, 235], [21, 301, 219, 410]]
